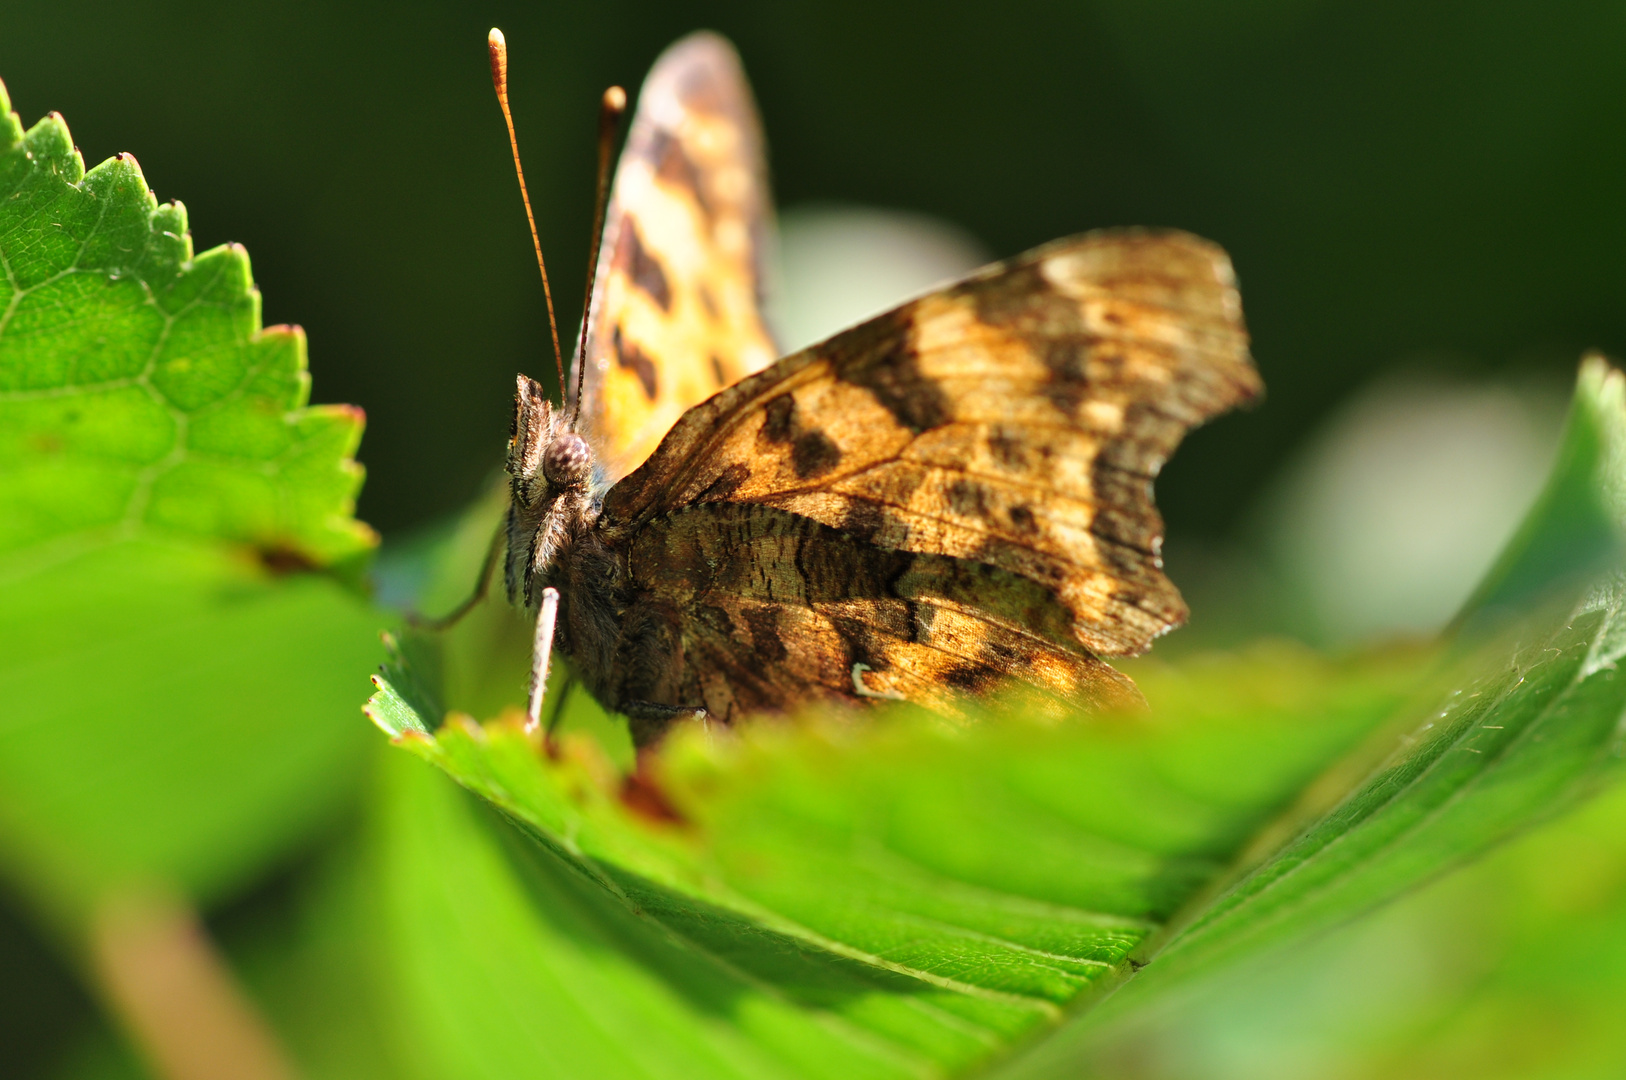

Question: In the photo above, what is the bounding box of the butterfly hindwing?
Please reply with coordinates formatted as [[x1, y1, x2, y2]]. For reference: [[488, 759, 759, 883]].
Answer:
[[600, 230, 1260, 717], [622, 501, 1146, 724], [573, 31, 778, 486]]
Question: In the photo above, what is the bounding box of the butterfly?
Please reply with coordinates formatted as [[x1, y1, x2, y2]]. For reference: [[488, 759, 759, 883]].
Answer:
[[495, 31, 1261, 748]]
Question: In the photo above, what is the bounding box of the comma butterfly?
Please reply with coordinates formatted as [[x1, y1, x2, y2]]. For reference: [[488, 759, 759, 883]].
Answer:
[[484, 30, 1261, 747]]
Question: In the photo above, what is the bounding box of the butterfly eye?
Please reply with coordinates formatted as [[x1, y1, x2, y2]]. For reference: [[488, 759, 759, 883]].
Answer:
[[542, 433, 592, 487]]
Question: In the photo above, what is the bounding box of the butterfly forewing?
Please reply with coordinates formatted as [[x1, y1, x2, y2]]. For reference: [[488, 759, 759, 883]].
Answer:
[[573, 32, 778, 486], [599, 230, 1260, 716]]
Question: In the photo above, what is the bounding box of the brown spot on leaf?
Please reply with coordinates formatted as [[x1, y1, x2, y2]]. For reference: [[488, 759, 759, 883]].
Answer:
[[255, 544, 318, 576], [620, 769, 687, 824]]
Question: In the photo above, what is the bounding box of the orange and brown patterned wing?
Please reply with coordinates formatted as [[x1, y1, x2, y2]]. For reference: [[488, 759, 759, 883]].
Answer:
[[573, 32, 778, 485], [602, 230, 1260, 718]]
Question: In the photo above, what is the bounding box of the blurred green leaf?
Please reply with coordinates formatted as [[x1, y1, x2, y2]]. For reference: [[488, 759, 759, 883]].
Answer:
[[365, 356, 1626, 1078], [0, 80, 382, 929], [369, 638, 1423, 1077], [1058, 769, 1626, 1080]]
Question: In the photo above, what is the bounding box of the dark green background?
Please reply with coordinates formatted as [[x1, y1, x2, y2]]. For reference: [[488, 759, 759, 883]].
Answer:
[[3, 0, 1622, 539]]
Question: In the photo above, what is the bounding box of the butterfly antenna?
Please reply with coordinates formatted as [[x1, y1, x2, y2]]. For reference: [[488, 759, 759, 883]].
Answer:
[[570, 84, 627, 428], [489, 28, 567, 400]]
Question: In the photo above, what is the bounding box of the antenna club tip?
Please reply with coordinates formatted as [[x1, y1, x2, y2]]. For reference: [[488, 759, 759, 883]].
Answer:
[[603, 85, 627, 114], [488, 28, 508, 92]]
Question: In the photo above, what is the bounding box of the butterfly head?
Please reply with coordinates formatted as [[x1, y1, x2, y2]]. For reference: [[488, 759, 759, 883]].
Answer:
[[505, 373, 599, 608], [507, 374, 594, 506]]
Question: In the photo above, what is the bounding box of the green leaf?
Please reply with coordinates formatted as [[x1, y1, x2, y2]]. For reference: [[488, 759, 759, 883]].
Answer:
[[0, 80, 382, 928], [1057, 766, 1626, 1079], [1456, 354, 1626, 623], [367, 639, 1424, 1076], [0, 80, 373, 567], [365, 355, 1626, 1078]]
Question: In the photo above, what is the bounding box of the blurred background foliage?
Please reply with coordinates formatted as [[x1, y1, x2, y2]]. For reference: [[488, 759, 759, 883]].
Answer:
[[6, 1, 1626, 1077]]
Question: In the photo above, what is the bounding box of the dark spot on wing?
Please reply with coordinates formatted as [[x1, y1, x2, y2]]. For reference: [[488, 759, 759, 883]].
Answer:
[[695, 604, 735, 638], [619, 219, 672, 311], [697, 462, 751, 502], [759, 391, 842, 477], [980, 637, 1021, 671], [742, 606, 787, 663], [650, 130, 713, 220], [834, 310, 951, 432], [941, 661, 994, 692], [1112, 586, 1146, 613], [988, 426, 1027, 470], [710, 354, 726, 386], [967, 261, 1083, 335], [791, 429, 842, 478], [1039, 339, 1090, 414], [612, 325, 659, 399], [761, 393, 796, 443], [1008, 504, 1038, 534], [965, 261, 1111, 417], [840, 499, 888, 543], [947, 478, 989, 518], [827, 613, 885, 681]]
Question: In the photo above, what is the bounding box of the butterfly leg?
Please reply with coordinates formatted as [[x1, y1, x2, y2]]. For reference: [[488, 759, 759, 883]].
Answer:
[[621, 701, 709, 748], [543, 670, 577, 738], [525, 587, 561, 734], [406, 517, 505, 631]]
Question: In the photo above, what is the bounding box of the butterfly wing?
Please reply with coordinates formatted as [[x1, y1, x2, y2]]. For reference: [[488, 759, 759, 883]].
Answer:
[[572, 31, 778, 486], [599, 230, 1260, 721]]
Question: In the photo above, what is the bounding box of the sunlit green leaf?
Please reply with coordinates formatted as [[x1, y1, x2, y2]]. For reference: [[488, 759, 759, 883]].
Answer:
[[0, 80, 381, 927], [0, 81, 372, 566]]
